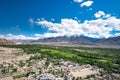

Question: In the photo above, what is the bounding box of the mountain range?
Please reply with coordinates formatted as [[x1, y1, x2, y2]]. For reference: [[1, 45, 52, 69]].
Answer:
[[1, 35, 120, 45], [0, 38, 15, 45], [31, 35, 120, 45]]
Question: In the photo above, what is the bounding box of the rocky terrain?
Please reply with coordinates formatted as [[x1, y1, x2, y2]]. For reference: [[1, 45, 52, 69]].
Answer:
[[0, 45, 119, 80], [31, 35, 120, 45], [0, 38, 15, 45]]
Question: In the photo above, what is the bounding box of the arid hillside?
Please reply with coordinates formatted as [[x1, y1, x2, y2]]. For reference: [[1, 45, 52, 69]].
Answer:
[[0, 38, 15, 45]]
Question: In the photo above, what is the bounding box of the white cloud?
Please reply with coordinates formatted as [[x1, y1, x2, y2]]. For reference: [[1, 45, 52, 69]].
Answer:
[[74, 0, 83, 3], [50, 18, 55, 21], [29, 18, 34, 24], [105, 14, 111, 18], [89, 8, 93, 11], [0, 35, 4, 38], [74, 17, 78, 20], [36, 15, 120, 38], [80, 1, 93, 7], [94, 11, 111, 18], [35, 33, 63, 38], [94, 11, 105, 18], [29, 18, 34, 27], [0, 33, 63, 40], [113, 33, 120, 37], [0, 34, 39, 40], [1, 12, 120, 40]]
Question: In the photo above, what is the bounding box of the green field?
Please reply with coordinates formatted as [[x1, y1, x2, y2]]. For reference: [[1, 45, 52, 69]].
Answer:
[[2, 44, 120, 74]]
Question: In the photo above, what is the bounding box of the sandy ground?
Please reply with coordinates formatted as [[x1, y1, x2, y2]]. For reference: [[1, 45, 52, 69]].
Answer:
[[71, 69, 99, 78], [1, 77, 27, 80], [0, 47, 31, 80], [0, 47, 31, 64], [1, 77, 13, 80]]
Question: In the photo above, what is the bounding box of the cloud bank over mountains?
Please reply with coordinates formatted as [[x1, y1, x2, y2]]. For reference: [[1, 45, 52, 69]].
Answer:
[[0, 0, 120, 40], [36, 11, 120, 39], [1, 11, 120, 40]]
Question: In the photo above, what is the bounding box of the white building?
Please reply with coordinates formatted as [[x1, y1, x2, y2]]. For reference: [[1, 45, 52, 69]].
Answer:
[[38, 73, 55, 80]]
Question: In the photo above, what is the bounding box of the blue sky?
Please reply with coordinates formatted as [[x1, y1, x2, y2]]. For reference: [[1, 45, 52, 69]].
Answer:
[[0, 0, 120, 39]]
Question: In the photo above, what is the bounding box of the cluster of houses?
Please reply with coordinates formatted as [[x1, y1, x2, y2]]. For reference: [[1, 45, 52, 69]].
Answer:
[[0, 51, 119, 80]]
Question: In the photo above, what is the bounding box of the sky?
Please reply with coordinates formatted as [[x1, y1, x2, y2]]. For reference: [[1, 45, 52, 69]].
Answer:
[[0, 0, 120, 40]]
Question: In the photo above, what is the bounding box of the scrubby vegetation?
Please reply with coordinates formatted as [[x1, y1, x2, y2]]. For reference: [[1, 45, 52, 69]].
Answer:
[[2, 44, 120, 74]]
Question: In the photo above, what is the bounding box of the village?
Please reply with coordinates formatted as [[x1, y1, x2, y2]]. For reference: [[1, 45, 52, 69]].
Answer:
[[0, 47, 119, 80]]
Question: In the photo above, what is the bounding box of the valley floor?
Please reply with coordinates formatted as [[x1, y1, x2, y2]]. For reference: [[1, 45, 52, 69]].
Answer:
[[0, 45, 120, 80]]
